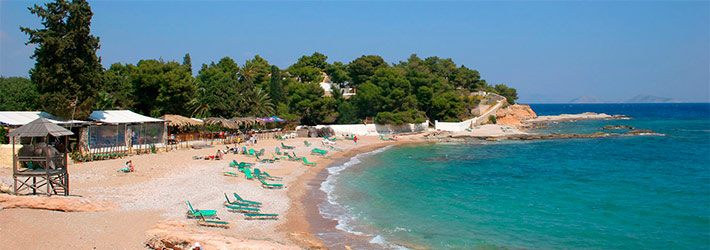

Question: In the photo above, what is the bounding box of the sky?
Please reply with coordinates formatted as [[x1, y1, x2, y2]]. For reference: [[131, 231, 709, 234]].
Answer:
[[1, 0, 708, 103]]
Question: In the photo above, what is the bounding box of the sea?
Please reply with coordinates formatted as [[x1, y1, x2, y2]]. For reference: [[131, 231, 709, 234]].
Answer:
[[314, 103, 710, 250]]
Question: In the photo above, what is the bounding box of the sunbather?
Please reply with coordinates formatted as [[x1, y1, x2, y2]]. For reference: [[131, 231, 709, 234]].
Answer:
[[119, 160, 134, 172]]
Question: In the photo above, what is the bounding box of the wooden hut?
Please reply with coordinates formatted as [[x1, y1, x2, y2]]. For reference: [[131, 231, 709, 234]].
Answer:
[[9, 118, 73, 196]]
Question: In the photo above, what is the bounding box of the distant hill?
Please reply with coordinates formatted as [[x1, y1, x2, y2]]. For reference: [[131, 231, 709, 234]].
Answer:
[[569, 95, 605, 103], [625, 95, 679, 103]]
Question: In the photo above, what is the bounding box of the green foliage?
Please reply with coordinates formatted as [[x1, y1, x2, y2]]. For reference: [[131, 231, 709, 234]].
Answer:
[[0, 77, 39, 111], [288, 52, 327, 83], [336, 101, 359, 124], [347, 55, 388, 86], [0, 127, 8, 144], [130, 59, 196, 117], [374, 110, 426, 125], [242, 55, 271, 89], [269, 65, 285, 104], [488, 115, 497, 124], [98, 63, 133, 110], [324, 61, 350, 84], [492, 84, 518, 104], [194, 57, 241, 118], [287, 82, 335, 125], [21, 0, 103, 120], [431, 91, 466, 122]]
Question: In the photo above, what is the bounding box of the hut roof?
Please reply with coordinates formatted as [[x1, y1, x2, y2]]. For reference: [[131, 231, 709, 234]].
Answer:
[[0, 111, 77, 126], [159, 114, 204, 127], [204, 117, 240, 129], [8, 118, 74, 137], [230, 117, 265, 126], [89, 110, 164, 124]]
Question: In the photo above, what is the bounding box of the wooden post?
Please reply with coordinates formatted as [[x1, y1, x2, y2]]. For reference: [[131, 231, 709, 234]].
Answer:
[[12, 137, 16, 195]]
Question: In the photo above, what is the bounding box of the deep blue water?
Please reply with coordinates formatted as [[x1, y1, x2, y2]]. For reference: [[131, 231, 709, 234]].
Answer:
[[319, 103, 710, 249]]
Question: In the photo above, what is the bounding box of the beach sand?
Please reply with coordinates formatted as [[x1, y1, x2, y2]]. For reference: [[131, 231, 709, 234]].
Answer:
[[0, 134, 424, 249]]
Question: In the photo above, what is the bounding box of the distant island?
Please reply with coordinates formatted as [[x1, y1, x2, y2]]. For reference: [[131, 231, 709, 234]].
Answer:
[[569, 94, 680, 103]]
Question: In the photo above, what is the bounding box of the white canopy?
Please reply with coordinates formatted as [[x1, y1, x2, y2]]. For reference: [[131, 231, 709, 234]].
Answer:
[[0, 111, 73, 126], [88, 110, 164, 124]]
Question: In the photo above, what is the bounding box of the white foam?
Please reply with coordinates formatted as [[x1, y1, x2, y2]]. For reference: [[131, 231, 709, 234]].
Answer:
[[317, 145, 393, 237]]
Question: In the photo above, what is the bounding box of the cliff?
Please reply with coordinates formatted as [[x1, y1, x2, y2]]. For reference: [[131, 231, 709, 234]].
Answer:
[[495, 104, 538, 126]]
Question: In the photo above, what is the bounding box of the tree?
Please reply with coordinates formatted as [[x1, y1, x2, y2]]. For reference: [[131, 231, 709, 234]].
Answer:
[[269, 65, 285, 104], [130, 59, 196, 117], [98, 63, 133, 110], [288, 52, 328, 83], [453, 66, 483, 91], [21, 0, 103, 119], [195, 57, 241, 118], [492, 84, 518, 104], [336, 101, 359, 124], [324, 61, 350, 84], [287, 82, 335, 125], [0, 77, 39, 111], [347, 55, 388, 86], [183, 53, 193, 75], [242, 55, 271, 89]]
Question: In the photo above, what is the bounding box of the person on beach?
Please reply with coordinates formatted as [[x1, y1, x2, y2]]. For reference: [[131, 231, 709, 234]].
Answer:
[[255, 134, 259, 144], [120, 160, 134, 172], [354, 136, 358, 145]]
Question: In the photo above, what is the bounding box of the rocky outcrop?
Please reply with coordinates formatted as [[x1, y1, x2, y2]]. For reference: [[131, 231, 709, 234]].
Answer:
[[602, 125, 634, 130], [145, 220, 301, 250], [495, 104, 538, 126], [0, 193, 118, 212]]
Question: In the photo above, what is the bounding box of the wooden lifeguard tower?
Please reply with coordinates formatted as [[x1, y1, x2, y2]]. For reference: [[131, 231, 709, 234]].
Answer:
[[10, 118, 73, 196]]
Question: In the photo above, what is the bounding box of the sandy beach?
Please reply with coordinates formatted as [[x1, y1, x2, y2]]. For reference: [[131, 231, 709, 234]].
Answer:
[[0, 134, 425, 249]]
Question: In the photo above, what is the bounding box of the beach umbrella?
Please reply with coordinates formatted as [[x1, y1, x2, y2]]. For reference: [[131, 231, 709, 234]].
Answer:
[[159, 114, 203, 128]]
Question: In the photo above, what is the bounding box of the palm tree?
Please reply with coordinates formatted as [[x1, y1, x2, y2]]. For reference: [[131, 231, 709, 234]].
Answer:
[[245, 87, 274, 117], [188, 87, 210, 118]]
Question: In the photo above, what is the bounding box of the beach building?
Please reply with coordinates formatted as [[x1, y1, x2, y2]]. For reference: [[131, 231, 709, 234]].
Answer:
[[318, 73, 356, 98], [85, 110, 166, 154], [0, 111, 86, 168]]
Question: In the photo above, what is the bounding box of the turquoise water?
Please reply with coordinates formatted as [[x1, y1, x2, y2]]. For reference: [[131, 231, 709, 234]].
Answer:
[[320, 104, 710, 249]]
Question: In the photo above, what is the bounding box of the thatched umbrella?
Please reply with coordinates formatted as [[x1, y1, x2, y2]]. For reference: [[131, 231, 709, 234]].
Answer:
[[204, 117, 240, 129], [230, 116, 265, 127], [159, 114, 203, 128]]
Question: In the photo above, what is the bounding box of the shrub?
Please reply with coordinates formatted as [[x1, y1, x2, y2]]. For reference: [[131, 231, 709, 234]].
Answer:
[[488, 115, 497, 124]]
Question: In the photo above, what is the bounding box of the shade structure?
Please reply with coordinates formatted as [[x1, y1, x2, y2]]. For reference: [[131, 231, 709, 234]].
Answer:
[[204, 117, 240, 129], [259, 116, 286, 122], [159, 114, 204, 128], [8, 118, 74, 138], [230, 117, 265, 126]]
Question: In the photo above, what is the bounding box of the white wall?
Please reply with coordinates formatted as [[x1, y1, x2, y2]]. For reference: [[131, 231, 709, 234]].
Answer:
[[435, 93, 507, 132], [301, 120, 429, 136]]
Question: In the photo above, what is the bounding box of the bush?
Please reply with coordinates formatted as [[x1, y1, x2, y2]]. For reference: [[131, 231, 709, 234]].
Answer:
[[375, 110, 426, 125], [488, 115, 497, 124], [0, 127, 7, 144]]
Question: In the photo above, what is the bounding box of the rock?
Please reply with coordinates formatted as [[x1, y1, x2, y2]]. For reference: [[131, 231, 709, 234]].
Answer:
[[602, 125, 634, 130], [0, 194, 118, 212], [496, 104, 538, 126], [625, 129, 655, 135]]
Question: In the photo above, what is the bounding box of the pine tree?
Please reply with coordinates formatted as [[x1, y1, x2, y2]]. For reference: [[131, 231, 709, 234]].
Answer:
[[20, 0, 103, 119], [269, 65, 284, 104]]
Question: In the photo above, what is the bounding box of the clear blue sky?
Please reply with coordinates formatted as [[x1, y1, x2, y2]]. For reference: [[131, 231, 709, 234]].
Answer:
[[2, 0, 708, 103]]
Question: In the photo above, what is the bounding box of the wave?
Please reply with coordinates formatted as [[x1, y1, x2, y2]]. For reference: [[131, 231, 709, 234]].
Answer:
[[317, 145, 395, 242]]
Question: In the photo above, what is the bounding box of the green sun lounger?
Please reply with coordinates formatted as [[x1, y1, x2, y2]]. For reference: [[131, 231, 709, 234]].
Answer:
[[328, 145, 343, 151], [259, 178, 284, 189], [196, 214, 230, 228], [304, 140, 312, 147], [275, 147, 284, 155], [243, 213, 279, 220], [247, 148, 256, 156], [262, 171, 282, 180], [225, 203, 261, 213], [272, 153, 286, 160], [223, 171, 239, 177], [233, 193, 262, 205], [302, 157, 316, 166], [255, 154, 274, 163], [224, 193, 260, 207], [257, 148, 265, 156], [186, 201, 217, 219], [243, 168, 256, 180], [230, 160, 254, 167], [345, 135, 354, 140], [286, 153, 298, 161], [380, 135, 391, 141], [281, 142, 295, 149], [311, 148, 328, 156]]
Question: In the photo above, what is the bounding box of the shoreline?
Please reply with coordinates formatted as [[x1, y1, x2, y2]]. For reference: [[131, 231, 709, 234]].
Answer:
[[281, 139, 425, 249]]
